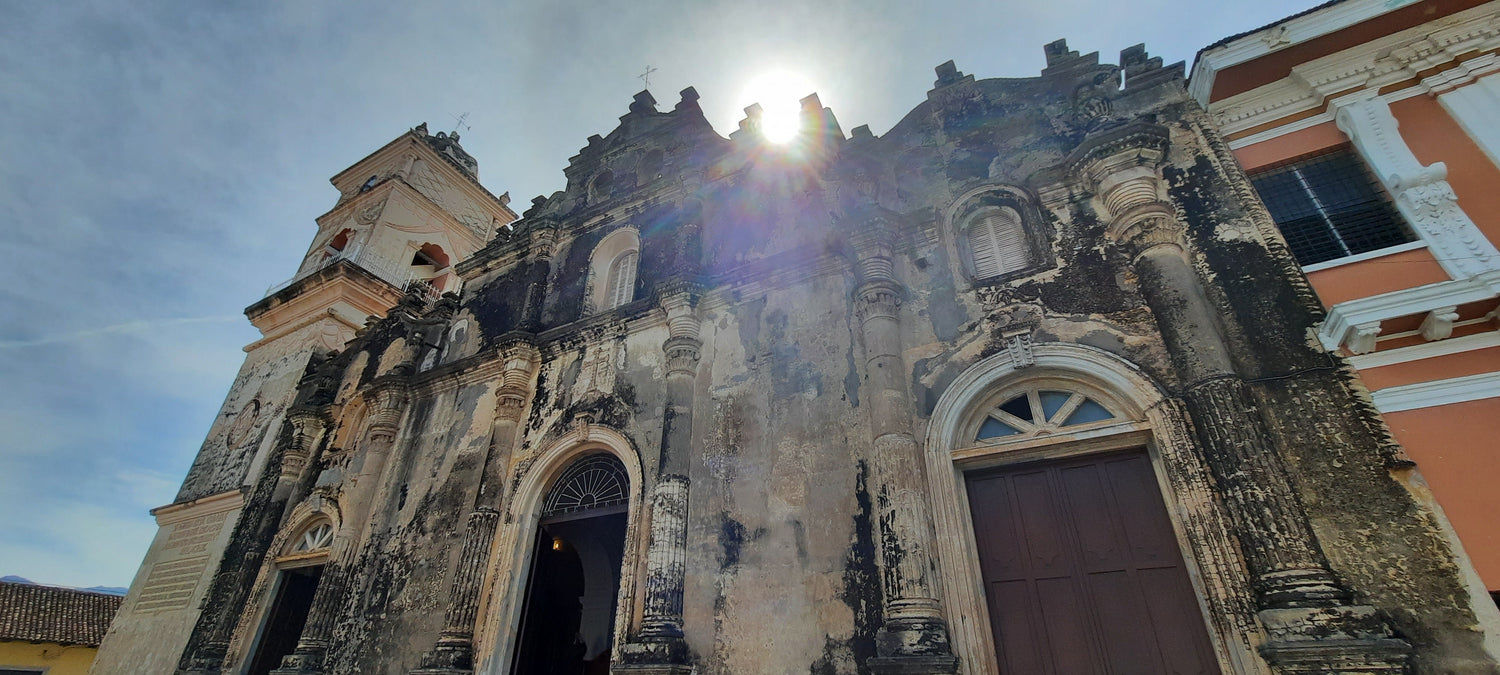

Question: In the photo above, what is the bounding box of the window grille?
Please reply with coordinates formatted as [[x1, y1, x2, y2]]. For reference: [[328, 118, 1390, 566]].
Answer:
[[543, 454, 629, 516], [605, 250, 638, 309], [969, 207, 1029, 279], [1248, 147, 1414, 266]]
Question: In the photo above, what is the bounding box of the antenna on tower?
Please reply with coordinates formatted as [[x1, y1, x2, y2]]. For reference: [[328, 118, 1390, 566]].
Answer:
[[450, 112, 471, 136]]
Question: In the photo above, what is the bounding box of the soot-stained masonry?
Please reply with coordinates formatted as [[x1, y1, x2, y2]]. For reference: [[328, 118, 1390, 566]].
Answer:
[[95, 39, 1500, 675]]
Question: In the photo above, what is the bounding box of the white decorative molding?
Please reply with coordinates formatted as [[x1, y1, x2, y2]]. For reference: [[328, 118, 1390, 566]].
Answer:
[[1348, 330, 1500, 369], [1371, 371, 1500, 412], [1190, 0, 1426, 104], [1332, 90, 1500, 280], [1205, 2, 1500, 137], [1319, 270, 1500, 352], [1420, 306, 1460, 342], [1434, 68, 1500, 170], [1301, 240, 1426, 274]]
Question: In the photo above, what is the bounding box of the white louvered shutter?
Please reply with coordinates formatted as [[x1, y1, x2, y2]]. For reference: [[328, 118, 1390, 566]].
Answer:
[[606, 250, 638, 308], [970, 207, 1028, 278]]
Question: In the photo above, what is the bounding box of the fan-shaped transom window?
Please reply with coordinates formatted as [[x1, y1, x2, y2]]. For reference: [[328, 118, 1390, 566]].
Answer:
[[974, 388, 1117, 442], [293, 521, 334, 552], [605, 250, 638, 309], [544, 454, 629, 517], [967, 206, 1030, 279]]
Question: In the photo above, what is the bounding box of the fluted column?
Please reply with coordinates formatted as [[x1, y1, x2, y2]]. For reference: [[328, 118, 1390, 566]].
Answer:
[[273, 384, 407, 674], [1075, 131, 1409, 671], [415, 342, 538, 674], [618, 284, 698, 674], [852, 225, 956, 674]]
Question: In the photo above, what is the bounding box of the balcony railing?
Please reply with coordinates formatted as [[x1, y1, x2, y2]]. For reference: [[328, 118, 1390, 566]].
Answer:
[[263, 245, 427, 298]]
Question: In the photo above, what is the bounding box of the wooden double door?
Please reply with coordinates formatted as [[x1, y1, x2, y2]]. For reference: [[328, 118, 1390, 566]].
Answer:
[[965, 449, 1221, 675]]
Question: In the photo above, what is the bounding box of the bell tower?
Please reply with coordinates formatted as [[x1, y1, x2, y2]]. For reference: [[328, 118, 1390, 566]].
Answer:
[[92, 124, 516, 675]]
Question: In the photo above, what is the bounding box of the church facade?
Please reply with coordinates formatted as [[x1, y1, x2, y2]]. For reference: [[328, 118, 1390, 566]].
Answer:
[[95, 37, 1499, 675]]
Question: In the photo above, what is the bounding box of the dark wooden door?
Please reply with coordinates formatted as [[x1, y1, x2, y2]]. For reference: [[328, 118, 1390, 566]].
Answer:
[[965, 449, 1221, 675]]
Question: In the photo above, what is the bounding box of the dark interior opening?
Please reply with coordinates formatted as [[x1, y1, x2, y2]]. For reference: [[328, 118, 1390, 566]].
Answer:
[[246, 565, 323, 675], [511, 510, 628, 675]]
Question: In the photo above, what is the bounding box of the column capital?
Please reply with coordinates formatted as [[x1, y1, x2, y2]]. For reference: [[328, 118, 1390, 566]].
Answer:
[[1106, 203, 1189, 261], [855, 280, 904, 323]]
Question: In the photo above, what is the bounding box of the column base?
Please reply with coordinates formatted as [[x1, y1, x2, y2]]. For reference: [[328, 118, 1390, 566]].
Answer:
[[867, 655, 960, 674], [617, 634, 691, 672], [1258, 606, 1411, 674], [270, 646, 328, 675], [178, 643, 228, 674], [870, 616, 957, 674], [411, 636, 474, 674]]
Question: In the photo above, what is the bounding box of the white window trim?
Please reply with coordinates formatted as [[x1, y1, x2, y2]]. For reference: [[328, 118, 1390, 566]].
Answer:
[[1301, 240, 1427, 274], [1320, 269, 1500, 353], [1348, 330, 1500, 370], [1371, 371, 1500, 412]]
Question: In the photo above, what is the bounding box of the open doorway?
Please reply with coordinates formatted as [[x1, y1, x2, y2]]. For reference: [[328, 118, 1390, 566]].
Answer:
[[511, 454, 630, 675], [246, 565, 323, 675]]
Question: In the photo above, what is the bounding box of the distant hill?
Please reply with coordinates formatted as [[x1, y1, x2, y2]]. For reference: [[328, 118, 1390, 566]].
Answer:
[[1, 575, 127, 596], [83, 586, 128, 596]]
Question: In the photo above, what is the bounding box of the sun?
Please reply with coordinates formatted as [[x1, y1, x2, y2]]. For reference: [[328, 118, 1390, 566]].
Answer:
[[739, 70, 816, 144]]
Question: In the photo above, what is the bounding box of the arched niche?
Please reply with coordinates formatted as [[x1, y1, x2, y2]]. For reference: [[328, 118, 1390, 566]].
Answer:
[[924, 343, 1267, 675], [473, 425, 646, 675]]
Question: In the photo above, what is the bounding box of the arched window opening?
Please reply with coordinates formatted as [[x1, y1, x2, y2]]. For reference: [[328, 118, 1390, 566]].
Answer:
[[292, 521, 334, 553], [967, 206, 1029, 279], [604, 250, 638, 309], [321, 228, 356, 262], [360, 175, 378, 192], [973, 388, 1117, 442], [591, 170, 615, 201], [544, 454, 630, 517]]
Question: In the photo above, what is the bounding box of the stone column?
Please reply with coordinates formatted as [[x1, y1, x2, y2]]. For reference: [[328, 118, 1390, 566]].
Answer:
[[618, 284, 698, 674], [851, 225, 957, 675], [177, 409, 330, 675], [273, 383, 407, 675], [415, 343, 539, 674], [1075, 130, 1409, 671], [520, 225, 558, 331]]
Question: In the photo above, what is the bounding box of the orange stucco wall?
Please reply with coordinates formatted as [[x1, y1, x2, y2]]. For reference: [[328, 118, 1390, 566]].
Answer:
[[1361, 346, 1500, 390], [1304, 248, 1448, 307], [1386, 397, 1500, 590], [1391, 94, 1500, 245], [1232, 121, 1346, 171]]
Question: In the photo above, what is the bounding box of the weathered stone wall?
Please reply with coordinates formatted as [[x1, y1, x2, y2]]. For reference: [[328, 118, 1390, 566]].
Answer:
[[154, 42, 1500, 675]]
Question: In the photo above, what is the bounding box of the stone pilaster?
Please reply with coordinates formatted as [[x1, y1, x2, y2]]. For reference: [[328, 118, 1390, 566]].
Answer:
[[617, 284, 699, 674], [1074, 131, 1409, 672], [415, 341, 538, 675], [520, 225, 558, 331], [273, 383, 407, 674], [851, 225, 957, 675]]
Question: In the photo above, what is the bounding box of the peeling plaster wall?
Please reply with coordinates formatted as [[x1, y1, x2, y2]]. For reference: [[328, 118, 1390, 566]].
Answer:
[[142, 46, 1500, 675]]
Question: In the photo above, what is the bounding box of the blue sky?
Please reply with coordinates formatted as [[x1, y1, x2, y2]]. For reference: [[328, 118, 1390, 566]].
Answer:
[[0, 0, 1317, 588]]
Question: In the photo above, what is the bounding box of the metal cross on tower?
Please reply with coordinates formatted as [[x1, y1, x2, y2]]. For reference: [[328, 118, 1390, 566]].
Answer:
[[451, 112, 471, 136], [638, 65, 658, 90]]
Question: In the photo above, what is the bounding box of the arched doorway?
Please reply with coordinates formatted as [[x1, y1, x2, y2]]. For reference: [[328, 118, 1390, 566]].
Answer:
[[924, 344, 1264, 675], [511, 454, 630, 675], [958, 382, 1218, 674]]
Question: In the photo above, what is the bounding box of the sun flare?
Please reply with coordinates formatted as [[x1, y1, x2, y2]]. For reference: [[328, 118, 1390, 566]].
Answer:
[[739, 70, 816, 144]]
